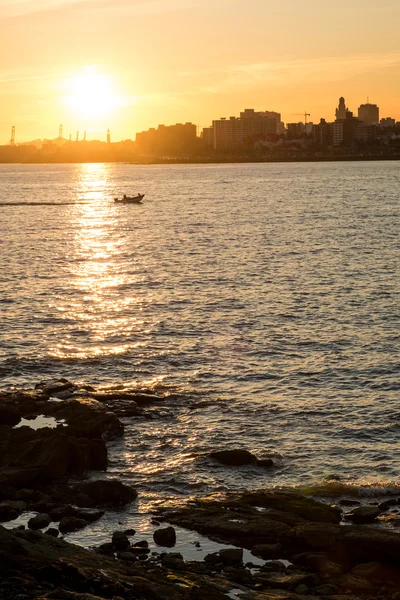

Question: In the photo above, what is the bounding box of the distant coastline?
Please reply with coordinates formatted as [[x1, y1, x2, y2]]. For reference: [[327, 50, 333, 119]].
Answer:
[[1, 154, 400, 165]]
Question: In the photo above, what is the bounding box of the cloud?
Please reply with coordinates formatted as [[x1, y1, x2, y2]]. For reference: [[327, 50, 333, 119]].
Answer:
[[0, 0, 197, 19], [183, 53, 400, 94]]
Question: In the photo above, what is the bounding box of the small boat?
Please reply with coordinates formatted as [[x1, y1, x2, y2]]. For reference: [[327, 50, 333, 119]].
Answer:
[[114, 194, 145, 204]]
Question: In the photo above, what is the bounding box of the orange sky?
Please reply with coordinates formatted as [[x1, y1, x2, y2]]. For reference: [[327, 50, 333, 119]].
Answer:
[[1, 0, 400, 142]]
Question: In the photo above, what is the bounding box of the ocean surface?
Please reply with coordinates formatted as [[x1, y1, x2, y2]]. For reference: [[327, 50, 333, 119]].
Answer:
[[1, 161, 399, 513]]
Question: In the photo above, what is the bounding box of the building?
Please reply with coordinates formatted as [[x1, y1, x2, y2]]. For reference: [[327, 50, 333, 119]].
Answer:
[[286, 122, 305, 139], [358, 103, 379, 125], [313, 119, 332, 148], [135, 122, 197, 156], [332, 111, 361, 146], [207, 108, 282, 150], [380, 117, 395, 128], [335, 97, 350, 121], [212, 117, 241, 150]]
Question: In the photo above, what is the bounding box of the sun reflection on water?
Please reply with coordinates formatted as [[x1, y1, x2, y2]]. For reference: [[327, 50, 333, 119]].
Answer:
[[49, 163, 146, 360]]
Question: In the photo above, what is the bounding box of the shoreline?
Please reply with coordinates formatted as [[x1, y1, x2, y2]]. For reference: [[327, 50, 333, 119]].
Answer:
[[1, 379, 400, 599], [1, 155, 400, 165]]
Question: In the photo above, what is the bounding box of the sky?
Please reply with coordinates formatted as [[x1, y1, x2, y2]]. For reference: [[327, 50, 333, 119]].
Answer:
[[1, 0, 400, 142]]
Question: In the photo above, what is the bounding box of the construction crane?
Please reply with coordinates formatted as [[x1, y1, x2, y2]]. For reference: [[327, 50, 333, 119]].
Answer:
[[10, 126, 15, 146], [292, 112, 311, 124]]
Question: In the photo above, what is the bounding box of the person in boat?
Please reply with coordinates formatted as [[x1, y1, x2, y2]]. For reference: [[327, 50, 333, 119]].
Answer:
[[123, 194, 127, 199]]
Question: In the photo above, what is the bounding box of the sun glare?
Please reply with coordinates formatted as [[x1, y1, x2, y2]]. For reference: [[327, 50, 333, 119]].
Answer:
[[64, 67, 124, 119]]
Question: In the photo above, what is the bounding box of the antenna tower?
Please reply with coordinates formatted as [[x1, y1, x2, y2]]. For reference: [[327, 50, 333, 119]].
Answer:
[[59, 124, 63, 139], [83, 130, 87, 142], [10, 126, 15, 146]]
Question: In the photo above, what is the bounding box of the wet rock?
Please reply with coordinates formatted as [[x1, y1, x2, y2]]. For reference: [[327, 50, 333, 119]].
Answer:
[[338, 573, 374, 595], [45, 528, 59, 538], [96, 542, 114, 555], [261, 572, 315, 590], [347, 505, 381, 524], [28, 513, 51, 530], [240, 490, 341, 524], [218, 548, 243, 565], [255, 458, 274, 468], [74, 480, 137, 507], [0, 503, 19, 522], [251, 543, 283, 559], [379, 499, 399, 511], [112, 531, 130, 550], [260, 560, 287, 572], [124, 528, 136, 536], [50, 505, 76, 521], [204, 552, 220, 565], [73, 508, 104, 523], [338, 499, 361, 507], [351, 562, 400, 587], [40, 380, 77, 397], [117, 551, 137, 563], [59, 517, 88, 534], [153, 526, 176, 547], [209, 449, 258, 466], [161, 552, 185, 569], [135, 540, 149, 548], [0, 403, 21, 426]]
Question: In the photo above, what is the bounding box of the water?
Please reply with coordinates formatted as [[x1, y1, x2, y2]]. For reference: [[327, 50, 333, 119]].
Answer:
[[1, 161, 399, 509]]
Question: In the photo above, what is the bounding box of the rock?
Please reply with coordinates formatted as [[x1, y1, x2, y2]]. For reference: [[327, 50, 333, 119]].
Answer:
[[45, 528, 59, 537], [72, 508, 105, 523], [209, 449, 258, 466], [351, 562, 400, 587], [251, 543, 283, 559], [204, 552, 220, 565], [161, 552, 185, 569], [50, 505, 76, 521], [338, 499, 361, 507], [315, 583, 338, 595], [75, 480, 137, 507], [28, 513, 51, 530], [40, 380, 77, 397], [348, 505, 381, 524], [241, 490, 341, 524], [0, 504, 19, 522], [134, 540, 149, 547], [59, 517, 88, 534], [379, 499, 399, 511], [338, 574, 375, 594], [153, 526, 176, 547], [0, 403, 21, 426], [295, 584, 309, 594], [118, 551, 137, 563], [130, 545, 150, 554], [112, 531, 130, 550], [2, 429, 70, 483], [261, 572, 315, 590], [218, 548, 243, 565], [96, 542, 114, 555], [124, 528, 136, 536], [256, 458, 274, 467]]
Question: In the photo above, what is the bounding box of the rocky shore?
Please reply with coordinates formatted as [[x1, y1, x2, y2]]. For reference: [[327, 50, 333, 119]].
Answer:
[[1, 379, 400, 600]]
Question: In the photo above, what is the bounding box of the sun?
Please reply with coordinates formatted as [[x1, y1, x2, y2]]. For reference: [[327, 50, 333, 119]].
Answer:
[[64, 67, 123, 120]]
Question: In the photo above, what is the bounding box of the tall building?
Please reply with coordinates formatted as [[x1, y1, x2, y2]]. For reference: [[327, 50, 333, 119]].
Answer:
[[208, 108, 282, 150], [358, 103, 379, 125], [335, 97, 350, 121], [313, 119, 332, 148]]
